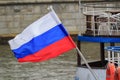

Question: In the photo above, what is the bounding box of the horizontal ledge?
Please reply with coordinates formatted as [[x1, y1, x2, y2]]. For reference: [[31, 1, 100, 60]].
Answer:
[[0, 1, 78, 6], [0, 1, 120, 6]]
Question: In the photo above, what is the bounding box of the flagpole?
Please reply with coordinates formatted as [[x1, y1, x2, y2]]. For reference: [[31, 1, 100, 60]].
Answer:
[[76, 47, 99, 80], [48, 6, 61, 24], [48, 6, 54, 12], [78, 0, 99, 80], [48, 5, 99, 80]]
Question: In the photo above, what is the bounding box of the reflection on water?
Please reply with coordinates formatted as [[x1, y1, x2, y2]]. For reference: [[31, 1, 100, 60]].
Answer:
[[0, 44, 77, 80]]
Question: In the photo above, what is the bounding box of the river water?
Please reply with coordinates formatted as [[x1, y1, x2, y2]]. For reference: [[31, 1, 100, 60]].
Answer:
[[1, 42, 114, 80], [0, 44, 77, 80]]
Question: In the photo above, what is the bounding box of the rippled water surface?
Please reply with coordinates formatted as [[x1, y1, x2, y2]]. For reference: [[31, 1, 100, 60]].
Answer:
[[1, 42, 114, 80], [0, 44, 77, 80]]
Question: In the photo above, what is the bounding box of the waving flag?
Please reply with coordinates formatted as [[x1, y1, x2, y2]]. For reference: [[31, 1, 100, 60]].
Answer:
[[8, 10, 76, 62]]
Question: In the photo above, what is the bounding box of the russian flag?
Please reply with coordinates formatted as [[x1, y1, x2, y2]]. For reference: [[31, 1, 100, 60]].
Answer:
[[8, 10, 76, 62]]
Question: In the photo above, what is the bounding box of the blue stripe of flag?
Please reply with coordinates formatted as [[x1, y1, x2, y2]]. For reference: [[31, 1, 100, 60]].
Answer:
[[13, 24, 69, 58]]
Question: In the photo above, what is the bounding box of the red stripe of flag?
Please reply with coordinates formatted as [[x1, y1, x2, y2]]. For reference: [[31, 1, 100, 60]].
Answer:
[[18, 36, 76, 62]]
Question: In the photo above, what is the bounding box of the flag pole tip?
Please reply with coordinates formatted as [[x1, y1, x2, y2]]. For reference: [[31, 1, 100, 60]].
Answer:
[[47, 6, 53, 11]]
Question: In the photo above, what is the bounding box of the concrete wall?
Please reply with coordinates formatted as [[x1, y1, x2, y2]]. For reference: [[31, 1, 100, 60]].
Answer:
[[0, 1, 80, 35], [0, 0, 120, 35]]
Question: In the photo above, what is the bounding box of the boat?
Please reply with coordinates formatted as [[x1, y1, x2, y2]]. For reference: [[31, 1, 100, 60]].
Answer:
[[75, 1, 120, 80]]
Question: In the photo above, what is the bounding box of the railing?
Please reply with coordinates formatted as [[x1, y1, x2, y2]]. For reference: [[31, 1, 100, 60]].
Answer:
[[79, 2, 120, 36]]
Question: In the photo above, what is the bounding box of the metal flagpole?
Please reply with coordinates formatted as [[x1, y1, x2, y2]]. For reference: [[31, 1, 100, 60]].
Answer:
[[48, 5, 99, 80], [76, 47, 99, 80], [78, 0, 99, 80]]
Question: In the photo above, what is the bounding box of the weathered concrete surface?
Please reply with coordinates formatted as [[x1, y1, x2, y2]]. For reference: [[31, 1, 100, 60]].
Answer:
[[0, 1, 80, 35]]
